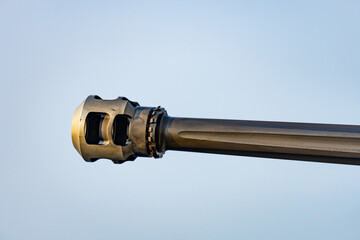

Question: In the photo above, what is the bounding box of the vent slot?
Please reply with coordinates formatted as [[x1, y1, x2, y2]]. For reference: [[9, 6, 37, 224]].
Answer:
[[85, 112, 106, 145], [112, 115, 129, 146]]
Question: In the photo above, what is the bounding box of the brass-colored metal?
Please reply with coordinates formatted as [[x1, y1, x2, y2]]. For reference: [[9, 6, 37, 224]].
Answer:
[[71, 96, 360, 165], [71, 96, 141, 163]]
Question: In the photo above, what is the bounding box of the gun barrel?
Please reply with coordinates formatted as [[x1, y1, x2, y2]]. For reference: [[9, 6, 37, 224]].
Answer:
[[160, 116, 360, 165], [71, 96, 360, 165]]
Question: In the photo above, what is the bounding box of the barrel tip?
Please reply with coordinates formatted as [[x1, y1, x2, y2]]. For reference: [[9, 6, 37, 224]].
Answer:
[[71, 100, 85, 156]]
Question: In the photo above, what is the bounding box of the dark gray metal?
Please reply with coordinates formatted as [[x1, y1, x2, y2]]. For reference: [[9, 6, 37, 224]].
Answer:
[[71, 96, 360, 165]]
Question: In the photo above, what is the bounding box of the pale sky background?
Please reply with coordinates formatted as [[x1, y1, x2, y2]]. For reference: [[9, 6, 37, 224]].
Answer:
[[1, 0, 360, 239]]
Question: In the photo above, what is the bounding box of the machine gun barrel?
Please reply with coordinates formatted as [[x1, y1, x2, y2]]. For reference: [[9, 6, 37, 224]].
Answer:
[[71, 96, 360, 165]]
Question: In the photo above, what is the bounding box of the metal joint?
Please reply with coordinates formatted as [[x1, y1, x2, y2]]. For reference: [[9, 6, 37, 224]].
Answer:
[[146, 106, 167, 158]]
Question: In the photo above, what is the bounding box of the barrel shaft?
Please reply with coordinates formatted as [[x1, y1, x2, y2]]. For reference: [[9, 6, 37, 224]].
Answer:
[[160, 116, 360, 165]]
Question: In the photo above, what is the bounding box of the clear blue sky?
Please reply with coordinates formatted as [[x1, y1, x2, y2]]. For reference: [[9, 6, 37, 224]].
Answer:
[[1, 0, 360, 239]]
